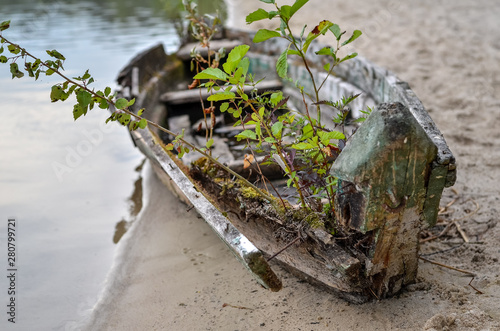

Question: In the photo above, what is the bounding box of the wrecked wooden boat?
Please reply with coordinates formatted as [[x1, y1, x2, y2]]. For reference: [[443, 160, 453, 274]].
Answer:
[[116, 28, 456, 303]]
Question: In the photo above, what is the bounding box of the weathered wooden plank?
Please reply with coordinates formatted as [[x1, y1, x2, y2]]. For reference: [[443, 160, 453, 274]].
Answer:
[[176, 39, 242, 61], [160, 79, 282, 104], [331, 102, 438, 298]]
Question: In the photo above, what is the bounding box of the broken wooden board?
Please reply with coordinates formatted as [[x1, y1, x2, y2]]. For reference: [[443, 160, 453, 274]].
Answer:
[[331, 102, 439, 298]]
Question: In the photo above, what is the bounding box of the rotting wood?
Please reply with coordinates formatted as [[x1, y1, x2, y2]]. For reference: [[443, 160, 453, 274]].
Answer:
[[331, 102, 442, 298]]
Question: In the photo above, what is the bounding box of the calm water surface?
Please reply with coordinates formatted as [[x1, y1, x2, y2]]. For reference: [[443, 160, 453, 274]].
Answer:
[[0, 0, 180, 329]]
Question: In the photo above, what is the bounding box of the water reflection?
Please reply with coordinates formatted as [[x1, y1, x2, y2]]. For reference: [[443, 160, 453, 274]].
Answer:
[[113, 159, 146, 244]]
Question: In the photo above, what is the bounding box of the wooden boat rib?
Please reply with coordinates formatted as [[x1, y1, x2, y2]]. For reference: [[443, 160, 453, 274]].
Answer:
[[116, 28, 456, 303]]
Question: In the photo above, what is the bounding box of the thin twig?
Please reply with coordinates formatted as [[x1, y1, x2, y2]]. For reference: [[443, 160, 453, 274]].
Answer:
[[222, 303, 254, 310], [420, 222, 454, 243], [368, 287, 380, 300], [419, 244, 463, 257], [468, 278, 484, 294], [454, 199, 480, 223], [452, 198, 480, 243], [419, 256, 476, 276], [267, 235, 303, 262], [453, 220, 470, 243]]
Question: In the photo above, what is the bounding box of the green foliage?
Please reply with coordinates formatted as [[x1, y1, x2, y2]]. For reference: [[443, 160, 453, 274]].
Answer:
[[0, 0, 369, 223], [223, 45, 250, 74], [246, 8, 270, 24], [253, 29, 280, 43], [276, 49, 289, 78]]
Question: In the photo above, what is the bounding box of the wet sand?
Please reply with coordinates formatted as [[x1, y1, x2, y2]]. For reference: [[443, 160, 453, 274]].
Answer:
[[85, 1, 500, 330]]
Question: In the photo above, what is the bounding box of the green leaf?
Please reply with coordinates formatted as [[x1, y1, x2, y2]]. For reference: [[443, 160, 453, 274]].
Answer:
[[115, 98, 129, 109], [104, 86, 111, 97], [237, 57, 250, 77], [270, 92, 283, 106], [315, 47, 333, 56], [105, 115, 115, 124], [129, 120, 139, 131], [318, 130, 345, 145], [9, 63, 23, 78], [259, 0, 274, 3], [220, 102, 229, 112], [127, 98, 136, 107], [323, 63, 331, 72], [290, 0, 309, 17], [235, 129, 257, 141], [276, 49, 288, 79], [32, 59, 41, 70], [246, 8, 269, 24], [257, 106, 265, 118], [271, 121, 283, 137], [342, 30, 362, 46], [137, 108, 145, 116], [303, 20, 333, 53], [223, 44, 250, 74], [193, 67, 228, 81], [73, 104, 85, 121], [77, 90, 92, 110], [300, 24, 307, 39], [280, 5, 292, 20], [302, 123, 314, 139], [0, 46, 3, 54], [253, 29, 280, 43], [329, 24, 341, 40], [138, 118, 148, 129], [0, 55, 7, 63], [81, 69, 90, 80], [206, 138, 214, 148], [99, 98, 109, 109], [0, 20, 10, 31], [268, 11, 279, 19], [7, 44, 20, 55], [264, 137, 277, 143], [339, 52, 358, 63], [287, 49, 301, 56], [117, 113, 131, 126], [45, 68, 55, 76], [280, 18, 287, 36], [291, 142, 313, 150], [68, 84, 77, 95], [233, 107, 242, 118], [46, 49, 66, 60], [50, 85, 64, 102], [207, 91, 235, 101]]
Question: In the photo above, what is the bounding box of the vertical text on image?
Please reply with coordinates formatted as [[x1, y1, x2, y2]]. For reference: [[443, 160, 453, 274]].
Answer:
[[6, 218, 17, 324]]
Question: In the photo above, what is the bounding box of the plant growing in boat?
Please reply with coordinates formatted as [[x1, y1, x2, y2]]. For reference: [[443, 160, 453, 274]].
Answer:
[[190, 0, 364, 216], [0, 0, 365, 226], [182, 0, 225, 150]]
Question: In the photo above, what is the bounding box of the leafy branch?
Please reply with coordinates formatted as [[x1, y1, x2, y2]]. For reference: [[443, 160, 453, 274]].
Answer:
[[0, 19, 273, 202]]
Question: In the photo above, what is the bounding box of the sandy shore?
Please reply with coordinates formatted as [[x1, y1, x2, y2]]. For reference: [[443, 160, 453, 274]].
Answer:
[[85, 1, 500, 330]]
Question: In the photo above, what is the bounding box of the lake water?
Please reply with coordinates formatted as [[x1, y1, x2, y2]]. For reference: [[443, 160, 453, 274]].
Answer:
[[0, 0, 191, 329]]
